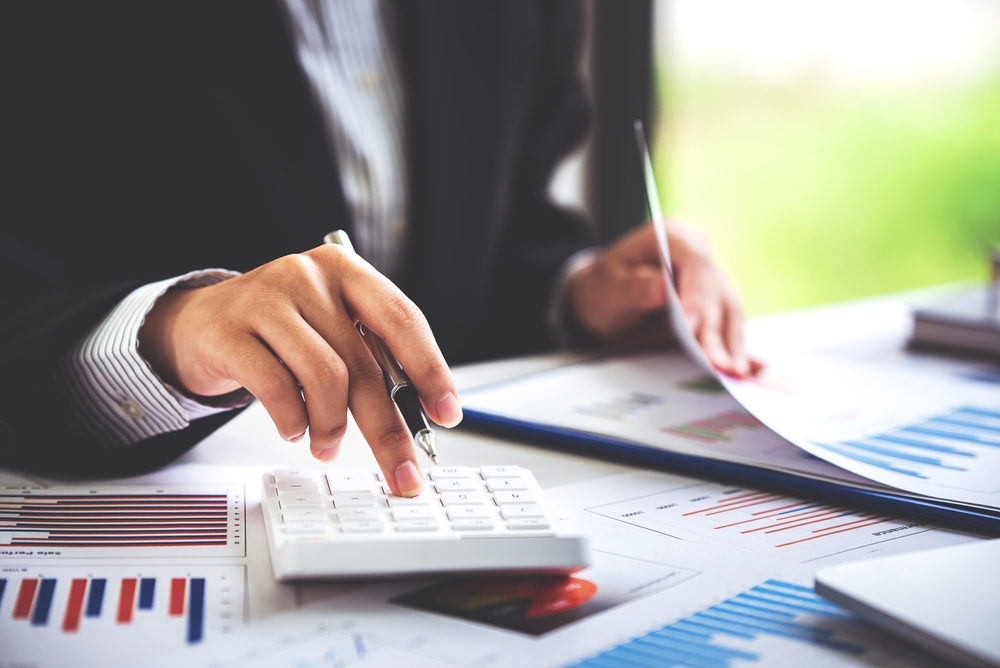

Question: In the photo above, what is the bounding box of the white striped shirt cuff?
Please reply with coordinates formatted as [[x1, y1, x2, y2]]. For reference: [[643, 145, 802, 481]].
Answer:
[[59, 270, 252, 449]]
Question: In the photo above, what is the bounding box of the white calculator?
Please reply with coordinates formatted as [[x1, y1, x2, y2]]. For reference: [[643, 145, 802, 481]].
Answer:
[[261, 465, 590, 580]]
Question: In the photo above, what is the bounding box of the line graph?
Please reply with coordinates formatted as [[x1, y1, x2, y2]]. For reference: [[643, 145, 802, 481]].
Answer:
[[588, 481, 930, 562]]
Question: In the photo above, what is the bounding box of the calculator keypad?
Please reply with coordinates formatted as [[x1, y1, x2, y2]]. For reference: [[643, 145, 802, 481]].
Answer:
[[264, 466, 555, 538]]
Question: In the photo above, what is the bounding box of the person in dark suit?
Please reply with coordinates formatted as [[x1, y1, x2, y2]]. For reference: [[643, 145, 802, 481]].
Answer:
[[0, 1, 749, 495]]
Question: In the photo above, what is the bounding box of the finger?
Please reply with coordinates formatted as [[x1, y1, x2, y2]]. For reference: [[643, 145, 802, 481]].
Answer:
[[255, 312, 350, 461], [623, 265, 667, 312], [723, 298, 750, 378], [695, 304, 736, 375], [221, 334, 310, 442], [304, 297, 424, 497], [325, 250, 461, 428], [607, 222, 662, 265]]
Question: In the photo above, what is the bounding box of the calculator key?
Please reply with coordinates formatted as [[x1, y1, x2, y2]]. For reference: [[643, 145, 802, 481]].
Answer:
[[440, 492, 485, 506], [493, 491, 537, 505], [282, 509, 325, 523], [396, 519, 439, 532], [282, 523, 326, 534], [277, 482, 319, 494], [332, 493, 378, 507], [385, 494, 433, 507], [278, 494, 323, 508], [434, 479, 479, 492], [392, 506, 435, 520], [452, 518, 495, 531], [339, 508, 380, 521], [486, 478, 530, 492], [479, 466, 522, 478], [447, 506, 492, 520], [500, 504, 546, 519], [273, 469, 317, 482], [429, 466, 473, 479], [328, 479, 373, 493], [341, 521, 383, 533], [507, 518, 550, 530]]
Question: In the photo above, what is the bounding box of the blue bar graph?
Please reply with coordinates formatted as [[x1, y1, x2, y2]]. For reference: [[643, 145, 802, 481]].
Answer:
[[0, 579, 6, 608], [31, 579, 57, 627], [568, 581, 866, 668], [138, 578, 156, 610], [86, 579, 106, 618], [187, 578, 206, 644], [815, 405, 1000, 477]]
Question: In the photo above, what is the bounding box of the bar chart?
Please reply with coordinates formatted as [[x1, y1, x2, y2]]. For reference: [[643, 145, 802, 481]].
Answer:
[[0, 564, 244, 665], [0, 483, 245, 558], [813, 406, 1000, 492], [587, 480, 932, 563], [664, 409, 764, 444], [567, 579, 901, 668]]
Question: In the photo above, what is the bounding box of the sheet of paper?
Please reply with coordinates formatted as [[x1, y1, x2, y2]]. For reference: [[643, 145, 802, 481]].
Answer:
[[0, 463, 295, 668], [722, 351, 1000, 510], [163, 470, 975, 668], [636, 123, 1000, 510], [463, 351, 886, 490]]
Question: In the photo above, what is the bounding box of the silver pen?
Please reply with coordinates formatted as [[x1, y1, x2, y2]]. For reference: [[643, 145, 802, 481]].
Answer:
[[323, 230, 439, 464]]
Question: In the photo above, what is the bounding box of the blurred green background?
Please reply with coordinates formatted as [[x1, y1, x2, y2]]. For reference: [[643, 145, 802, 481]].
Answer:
[[652, 0, 1000, 315]]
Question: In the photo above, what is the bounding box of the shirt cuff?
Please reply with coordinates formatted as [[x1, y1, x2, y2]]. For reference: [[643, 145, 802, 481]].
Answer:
[[58, 270, 253, 449], [547, 247, 601, 349]]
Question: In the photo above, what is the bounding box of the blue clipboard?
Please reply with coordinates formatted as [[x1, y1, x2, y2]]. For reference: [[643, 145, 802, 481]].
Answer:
[[462, 408, 1000, 535]]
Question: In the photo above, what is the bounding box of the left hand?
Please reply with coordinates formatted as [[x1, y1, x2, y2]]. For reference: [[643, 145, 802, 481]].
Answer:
[[568, 221, 756, 378]]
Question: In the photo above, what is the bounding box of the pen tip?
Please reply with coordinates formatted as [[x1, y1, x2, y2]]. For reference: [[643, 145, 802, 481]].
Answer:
[[431, 455, 439, 464]]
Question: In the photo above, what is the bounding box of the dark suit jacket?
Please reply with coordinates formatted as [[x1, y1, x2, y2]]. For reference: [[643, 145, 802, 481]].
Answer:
[[0, 1, 593, 474]]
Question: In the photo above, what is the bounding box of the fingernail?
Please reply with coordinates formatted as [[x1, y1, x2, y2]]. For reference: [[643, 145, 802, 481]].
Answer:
[[317, 446, 340, 462], [289, 430, 307, 443], [394, 461, 424, 496], [434, 392, 463, 428]]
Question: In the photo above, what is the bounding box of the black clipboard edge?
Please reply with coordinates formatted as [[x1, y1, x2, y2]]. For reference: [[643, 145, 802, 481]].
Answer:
[[463, 408, 1000, 535]]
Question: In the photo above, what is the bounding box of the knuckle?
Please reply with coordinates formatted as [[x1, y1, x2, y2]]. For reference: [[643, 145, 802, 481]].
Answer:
[[376, 423, 411, 451], [309, 356, 349, 391], [414, 356, 450, 385], [322, 421, 349, 443], [264, 253, 313, 287], [381, 293, 424, 330], [255, 369, 297, 402], [348, 355, 384, 387]]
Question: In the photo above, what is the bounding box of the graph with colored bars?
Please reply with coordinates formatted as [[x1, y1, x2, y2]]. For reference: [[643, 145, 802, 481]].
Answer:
[[587, 481, 931, 563], [0, 565, 244, 664], [812, 406, 1000, 487], [664, 410, 763, 444], [0, 484, 244, 558], [568, 579, 918, 668]]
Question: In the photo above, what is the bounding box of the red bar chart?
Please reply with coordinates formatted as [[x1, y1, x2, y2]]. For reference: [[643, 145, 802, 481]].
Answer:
[[0, 484, 245, 557]]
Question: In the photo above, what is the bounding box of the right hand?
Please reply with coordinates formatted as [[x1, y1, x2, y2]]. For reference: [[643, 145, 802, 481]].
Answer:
[[138, 245, 463, 497]]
